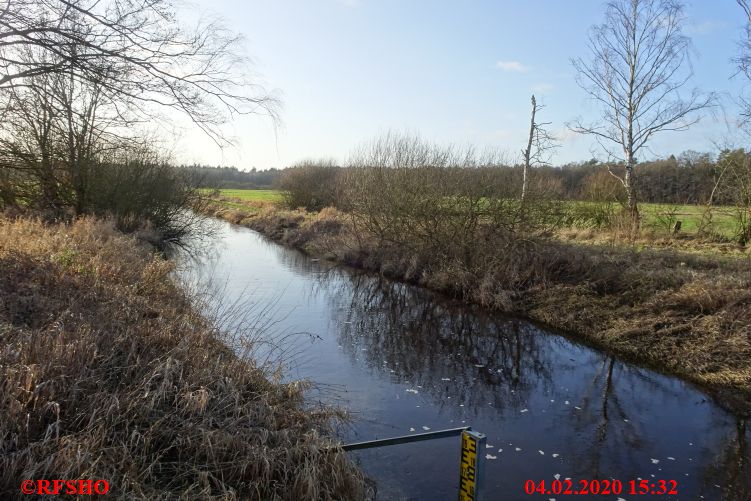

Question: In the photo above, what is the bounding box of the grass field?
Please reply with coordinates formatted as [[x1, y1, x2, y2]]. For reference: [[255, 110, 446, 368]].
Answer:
[[210, 189, 283, 202], [634, 203, 737, 236], [205, 189, 741, 239], [201, 189, 283, 216]]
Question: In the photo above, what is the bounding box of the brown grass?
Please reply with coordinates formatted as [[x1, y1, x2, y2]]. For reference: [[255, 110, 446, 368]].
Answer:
[[0, 216, 366, 500], [208, 203, 751, 415]]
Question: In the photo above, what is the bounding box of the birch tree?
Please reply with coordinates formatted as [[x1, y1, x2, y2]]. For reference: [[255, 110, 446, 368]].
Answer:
[[570, 0, 712, 225], [736, 1, 751, 130]]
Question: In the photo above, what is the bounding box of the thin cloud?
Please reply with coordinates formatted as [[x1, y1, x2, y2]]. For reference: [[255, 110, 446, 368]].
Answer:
[[532, 83, 554, 94], [497, 60, 530, 73], [685, 20, 726, 35]]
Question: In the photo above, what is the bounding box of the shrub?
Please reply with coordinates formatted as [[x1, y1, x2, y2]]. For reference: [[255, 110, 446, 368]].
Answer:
[[278, 160, 341, 211]]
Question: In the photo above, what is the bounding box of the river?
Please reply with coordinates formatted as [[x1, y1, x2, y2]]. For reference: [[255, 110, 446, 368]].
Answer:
[[177, 218, 749, 500]]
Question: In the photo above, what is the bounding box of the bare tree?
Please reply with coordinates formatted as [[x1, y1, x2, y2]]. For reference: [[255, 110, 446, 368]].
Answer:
[[0, 0, 277, 145], [570, 0, 712, 225], [521, 94, 557, 202], [736, 1, 751, 131]]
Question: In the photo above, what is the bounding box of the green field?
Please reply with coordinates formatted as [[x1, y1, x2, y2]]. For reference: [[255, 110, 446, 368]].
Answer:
[[636, 203, 737, 236], [209, 189, 283, 202], [206, 189, 741, 238], [566, 201, 738, 237]]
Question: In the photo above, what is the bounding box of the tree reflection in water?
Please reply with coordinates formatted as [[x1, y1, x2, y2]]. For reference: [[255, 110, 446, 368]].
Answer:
[[263, 237, 751, 498], [319, 271, 559, 414]]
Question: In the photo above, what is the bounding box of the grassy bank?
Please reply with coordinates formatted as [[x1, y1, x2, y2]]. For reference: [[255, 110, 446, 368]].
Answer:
[[203, 195, 751, 415], [0, 216, 366, 500]]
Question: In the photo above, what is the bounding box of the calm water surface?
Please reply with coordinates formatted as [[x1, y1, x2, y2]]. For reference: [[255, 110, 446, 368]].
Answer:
[[178, 219, 749, 501]]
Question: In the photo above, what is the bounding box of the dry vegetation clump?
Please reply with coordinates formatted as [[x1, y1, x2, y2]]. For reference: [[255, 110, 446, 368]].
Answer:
[[0, 217, 366, 500]]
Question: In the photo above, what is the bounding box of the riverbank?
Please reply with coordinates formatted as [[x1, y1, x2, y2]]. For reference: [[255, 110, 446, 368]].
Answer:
[[0, 216, 366, 500], [203, 199, 751, 415]]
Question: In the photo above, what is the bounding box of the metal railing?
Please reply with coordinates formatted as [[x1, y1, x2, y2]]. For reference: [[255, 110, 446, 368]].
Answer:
[[338, 426, 486, 500]]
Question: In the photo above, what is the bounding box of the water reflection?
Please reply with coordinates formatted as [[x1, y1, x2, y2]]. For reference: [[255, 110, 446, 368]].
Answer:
[[181, 220, 751, 500], [326, 274, 555, 414], [700, 417, 750, 500]]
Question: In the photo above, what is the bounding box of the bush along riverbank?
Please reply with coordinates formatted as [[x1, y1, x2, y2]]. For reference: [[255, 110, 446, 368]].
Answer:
[[0, 216, 367, 500], [203, 198, 751, 416]]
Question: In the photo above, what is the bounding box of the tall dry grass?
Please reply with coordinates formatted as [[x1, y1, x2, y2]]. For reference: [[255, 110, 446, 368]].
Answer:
[[0, 216, 366, 500]]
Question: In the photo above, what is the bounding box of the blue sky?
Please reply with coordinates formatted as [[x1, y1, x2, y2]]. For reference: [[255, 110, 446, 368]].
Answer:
[[175, 0, 749, 169]]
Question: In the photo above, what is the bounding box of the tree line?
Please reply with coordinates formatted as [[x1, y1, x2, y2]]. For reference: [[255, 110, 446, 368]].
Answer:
[[201, 148, 740, 206]]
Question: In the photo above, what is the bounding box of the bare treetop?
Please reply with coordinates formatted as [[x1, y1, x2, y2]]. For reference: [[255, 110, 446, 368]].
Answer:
[[570, 0, 713, 219], [0, 0, 278, 144], [736, 0, 751, 129]]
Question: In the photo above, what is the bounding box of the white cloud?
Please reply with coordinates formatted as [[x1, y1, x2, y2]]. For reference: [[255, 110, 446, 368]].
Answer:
[[532, 83, 553, 94], [685, 20, 725, 35], [496, 60, 530, 73]]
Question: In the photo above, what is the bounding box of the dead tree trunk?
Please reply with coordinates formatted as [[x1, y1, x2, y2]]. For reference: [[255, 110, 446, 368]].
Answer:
[[521, 95, 537, 203]]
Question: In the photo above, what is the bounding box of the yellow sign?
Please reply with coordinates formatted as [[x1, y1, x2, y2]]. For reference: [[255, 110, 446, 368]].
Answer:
[[459, 430, 485, 500]]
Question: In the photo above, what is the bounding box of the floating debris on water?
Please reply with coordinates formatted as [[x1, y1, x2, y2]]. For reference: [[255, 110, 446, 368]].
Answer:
[[405, 389, 418, 394], [485, 454, 497, 460], [520, 409, 529, 413], [552, 453, 560, 458], [651, 458, 660, 464]]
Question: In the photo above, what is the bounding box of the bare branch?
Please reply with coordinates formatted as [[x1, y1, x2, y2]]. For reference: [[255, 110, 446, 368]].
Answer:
[[569, 0, 713, 220], [0, 0, 279, 145]]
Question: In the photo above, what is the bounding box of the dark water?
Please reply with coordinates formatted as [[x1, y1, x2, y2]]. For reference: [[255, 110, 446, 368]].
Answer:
[[178, 219, 750, 501]]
